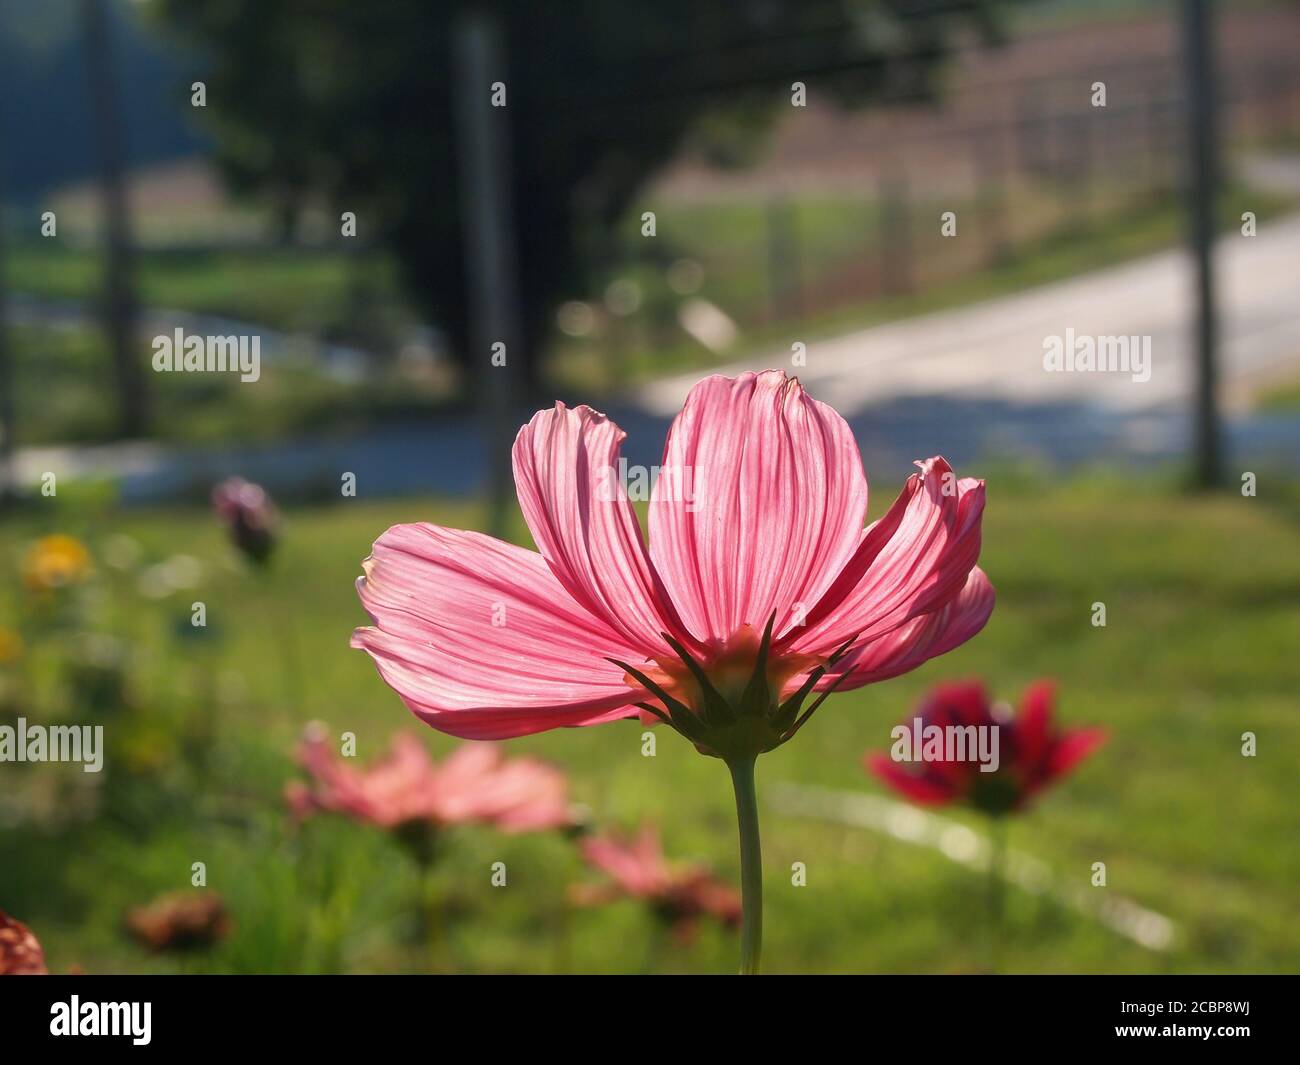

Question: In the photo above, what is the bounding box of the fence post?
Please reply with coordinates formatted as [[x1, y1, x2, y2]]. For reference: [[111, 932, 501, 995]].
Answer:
[[766, 196, 803, 324], [975, 125, 1010, 265], [878, 165, 913, 297]]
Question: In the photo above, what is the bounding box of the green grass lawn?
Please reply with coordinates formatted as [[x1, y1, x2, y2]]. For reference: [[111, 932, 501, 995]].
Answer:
[[1, 473, 1298, 974], [4, 323, 463, 448], [1257, 373, 1300, 413]]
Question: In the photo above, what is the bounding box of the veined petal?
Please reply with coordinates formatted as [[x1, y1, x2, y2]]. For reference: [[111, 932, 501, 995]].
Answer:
[[817, 567, 995, 690], [648, 371, 868, 645], [785, 457, 985, 656], [513, 403, 682, 652], [352, 524, 641, 740]]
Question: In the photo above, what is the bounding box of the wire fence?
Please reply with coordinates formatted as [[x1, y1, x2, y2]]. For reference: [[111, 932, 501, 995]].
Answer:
[[569, 45, 1300, 379]]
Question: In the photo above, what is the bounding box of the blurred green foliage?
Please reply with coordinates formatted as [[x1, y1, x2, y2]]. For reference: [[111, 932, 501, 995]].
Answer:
[[149, 0, 1020, 389], [1, 474, 1297, 973]]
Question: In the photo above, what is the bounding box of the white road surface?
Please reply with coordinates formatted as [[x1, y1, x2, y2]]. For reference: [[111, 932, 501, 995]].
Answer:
[[638, 212, 1300, 421]]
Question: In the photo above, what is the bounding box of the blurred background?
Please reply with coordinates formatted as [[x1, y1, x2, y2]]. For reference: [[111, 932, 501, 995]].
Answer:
[[0, 0, 1297, 974]]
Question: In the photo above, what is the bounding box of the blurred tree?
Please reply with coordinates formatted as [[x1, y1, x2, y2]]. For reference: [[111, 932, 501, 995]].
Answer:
[[152, 0, 1016, 393]]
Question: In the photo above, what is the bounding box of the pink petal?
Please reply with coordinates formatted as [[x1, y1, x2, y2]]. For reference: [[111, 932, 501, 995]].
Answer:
[[648, 371, 868, 644], [471, 756, 573, 833], [433, 742, 505, 791], [819, 567, 995, 690], [422, 743, 572, 831], [352, 523, 643, 739], [581, 826, 670, 895], [513, 403, 683, 652], [786, 457, 985, 657]]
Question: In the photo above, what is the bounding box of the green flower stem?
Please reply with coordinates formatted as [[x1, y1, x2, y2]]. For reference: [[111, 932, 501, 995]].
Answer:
[[987, 815, 1006, 974], [418, 855, 443, 972], [727, 754, 763, 975]]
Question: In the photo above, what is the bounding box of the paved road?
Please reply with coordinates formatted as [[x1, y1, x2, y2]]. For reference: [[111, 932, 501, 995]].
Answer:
[[635, 212, 1300, 473]]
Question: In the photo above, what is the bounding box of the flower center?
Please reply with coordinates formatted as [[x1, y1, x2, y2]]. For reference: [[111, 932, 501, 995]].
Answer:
[[609, 618, 854, 760], [628, 625, 823, 714]]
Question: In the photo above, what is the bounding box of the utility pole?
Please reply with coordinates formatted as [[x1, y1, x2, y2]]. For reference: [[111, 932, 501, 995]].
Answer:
[[453, 7, 521, 539], [82, 0, 148, 438], [1183, 0, 1220, 487]]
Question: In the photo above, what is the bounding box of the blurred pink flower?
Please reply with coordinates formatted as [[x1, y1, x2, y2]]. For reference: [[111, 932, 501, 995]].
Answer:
[[866, 680, 1107, 815], [211, 477, 278, 564], [285, 728, 574, 834], [0, 909, 47, 975], [352, 370, 991, 752], [572, 825, 741, 943]]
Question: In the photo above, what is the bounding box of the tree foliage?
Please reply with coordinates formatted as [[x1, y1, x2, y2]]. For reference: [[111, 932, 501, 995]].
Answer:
[[154, 0, 1013, 390]]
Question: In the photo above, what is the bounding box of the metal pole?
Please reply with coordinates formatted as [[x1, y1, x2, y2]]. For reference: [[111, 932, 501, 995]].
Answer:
[[453, 8, 521, 539], [1183, 0, 1220, 487], [82, 0, 147, 438]]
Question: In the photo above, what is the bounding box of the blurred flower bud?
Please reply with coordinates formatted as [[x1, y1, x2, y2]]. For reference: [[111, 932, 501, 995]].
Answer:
[[211, 478, 278, 565], [126, 891, 231, 952]]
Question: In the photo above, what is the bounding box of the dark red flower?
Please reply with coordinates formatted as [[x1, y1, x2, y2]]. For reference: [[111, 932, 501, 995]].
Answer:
[[0, 909, 47, 975], [865, 680, 1106, 815]]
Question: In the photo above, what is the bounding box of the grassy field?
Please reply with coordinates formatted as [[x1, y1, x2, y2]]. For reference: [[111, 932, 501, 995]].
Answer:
[[2, 471, 1297, 974], [4, 323, 463, 448], [4, 244, 407, 341], [1257, 374, 1300, 413]]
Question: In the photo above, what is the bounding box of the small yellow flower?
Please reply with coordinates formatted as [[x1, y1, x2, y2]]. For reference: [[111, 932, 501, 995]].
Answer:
[[0, 627, 22, 664], [22, 534, 91, 593]]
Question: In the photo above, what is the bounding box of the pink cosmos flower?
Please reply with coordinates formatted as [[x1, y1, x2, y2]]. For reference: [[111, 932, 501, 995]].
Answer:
[[572, 825, 742, 944], [352, 370, 990, 748], [865, 680, 1107, 814], [211, 477, 277, 564], [285, 727, 574, 835], [352, 369, 992, 973]]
